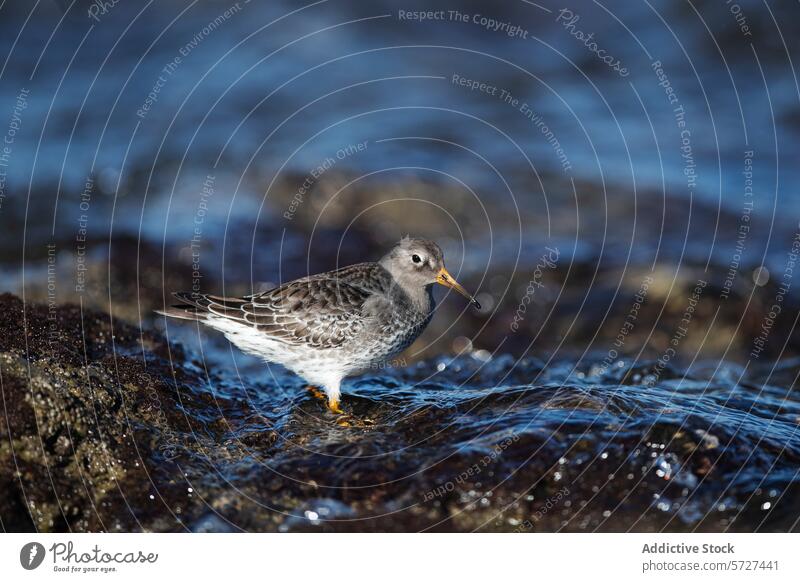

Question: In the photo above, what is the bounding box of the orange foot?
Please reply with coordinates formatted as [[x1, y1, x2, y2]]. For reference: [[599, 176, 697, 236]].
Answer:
[[327, 398, 344, 414], [306, 385, 327, 402], [307, 386, 345, 415]]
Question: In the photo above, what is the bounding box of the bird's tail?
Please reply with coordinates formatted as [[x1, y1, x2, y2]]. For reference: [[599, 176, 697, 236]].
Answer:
[[155, 292, 211, 322]]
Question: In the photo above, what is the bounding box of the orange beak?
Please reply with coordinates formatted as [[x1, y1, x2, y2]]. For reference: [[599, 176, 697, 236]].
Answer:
[[436, 267, 481, 309]]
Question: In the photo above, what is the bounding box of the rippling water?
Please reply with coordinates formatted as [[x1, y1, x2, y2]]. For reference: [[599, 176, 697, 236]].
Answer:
[[2, 292, 798, 531], [138, 321, 799, 532]]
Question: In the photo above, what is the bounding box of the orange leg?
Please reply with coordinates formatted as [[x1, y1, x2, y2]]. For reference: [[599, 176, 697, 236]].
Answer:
[[306, 385, 327, 402], [307, 386, 344, 415]]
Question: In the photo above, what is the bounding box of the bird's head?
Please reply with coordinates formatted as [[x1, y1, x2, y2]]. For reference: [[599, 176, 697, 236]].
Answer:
[[380, 236, 480, 309]]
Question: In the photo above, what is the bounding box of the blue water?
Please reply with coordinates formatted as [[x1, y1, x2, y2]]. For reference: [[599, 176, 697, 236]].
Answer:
[[146, 319, 800, 531]]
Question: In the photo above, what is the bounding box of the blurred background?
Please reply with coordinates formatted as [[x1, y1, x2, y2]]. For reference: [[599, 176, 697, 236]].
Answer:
[[1, 0, 799, 364]]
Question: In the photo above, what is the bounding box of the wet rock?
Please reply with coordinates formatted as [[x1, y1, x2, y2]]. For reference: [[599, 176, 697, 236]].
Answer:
[[1, 293, 799, 532]]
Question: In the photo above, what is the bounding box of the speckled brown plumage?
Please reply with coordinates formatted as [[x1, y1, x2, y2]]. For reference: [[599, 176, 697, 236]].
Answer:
[[168, 263, 395, 349]]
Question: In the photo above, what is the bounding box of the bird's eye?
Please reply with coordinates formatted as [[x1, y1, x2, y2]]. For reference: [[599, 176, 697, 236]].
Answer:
[[412, 254, 422, 264]]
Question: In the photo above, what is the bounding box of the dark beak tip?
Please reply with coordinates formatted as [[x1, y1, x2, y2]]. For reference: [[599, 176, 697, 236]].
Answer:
[[472, 299, 482, 310]]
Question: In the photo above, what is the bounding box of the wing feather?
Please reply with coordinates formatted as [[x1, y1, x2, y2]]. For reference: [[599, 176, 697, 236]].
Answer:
[[169, 263, 391, 349]]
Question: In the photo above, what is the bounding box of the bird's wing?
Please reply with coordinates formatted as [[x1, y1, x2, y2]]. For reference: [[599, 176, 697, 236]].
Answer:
[[170, 263, 391, 349]]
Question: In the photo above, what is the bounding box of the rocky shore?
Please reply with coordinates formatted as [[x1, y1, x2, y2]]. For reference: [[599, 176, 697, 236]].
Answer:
[[2, 293, 798, 532]]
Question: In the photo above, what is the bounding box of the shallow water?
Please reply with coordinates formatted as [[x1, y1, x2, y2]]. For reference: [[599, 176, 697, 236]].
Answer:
[[115, 317, 800, 532]]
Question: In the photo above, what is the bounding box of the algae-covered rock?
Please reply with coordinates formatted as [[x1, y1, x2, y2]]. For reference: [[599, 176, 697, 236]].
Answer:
[[0, 293, 207, 531]]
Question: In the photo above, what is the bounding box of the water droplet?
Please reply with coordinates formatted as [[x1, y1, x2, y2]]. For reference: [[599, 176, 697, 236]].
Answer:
[[452, 336, 472, 353], [753, 266, 770, 286], [475, 292, 494, 312]]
